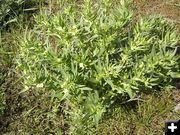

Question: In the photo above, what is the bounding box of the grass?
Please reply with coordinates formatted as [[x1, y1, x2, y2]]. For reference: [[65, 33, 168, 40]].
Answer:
[[97, 90, 180, 135], [0, 0, 179, 134]]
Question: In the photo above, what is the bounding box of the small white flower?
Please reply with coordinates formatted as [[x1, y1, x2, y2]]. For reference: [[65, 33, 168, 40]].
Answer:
[[64, 88, 68, 94], [79, 63, 84, 69], [36, 83, 44, 88]]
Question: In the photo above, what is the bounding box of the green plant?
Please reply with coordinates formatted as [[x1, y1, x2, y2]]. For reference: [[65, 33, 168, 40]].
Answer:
[[16, 0, 180, 134]]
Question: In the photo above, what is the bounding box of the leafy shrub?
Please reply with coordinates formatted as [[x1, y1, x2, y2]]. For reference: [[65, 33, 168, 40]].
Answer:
[[16, 0, 180, 134]]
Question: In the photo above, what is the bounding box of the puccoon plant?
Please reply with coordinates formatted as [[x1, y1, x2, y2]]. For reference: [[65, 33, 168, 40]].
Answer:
[[16, 0, 180, 134]]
